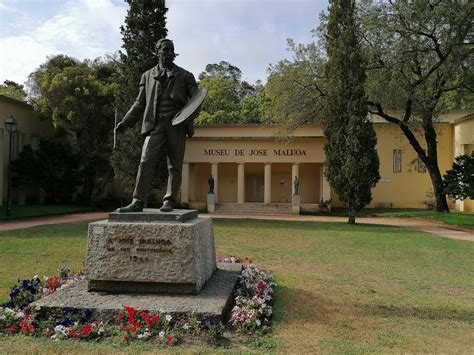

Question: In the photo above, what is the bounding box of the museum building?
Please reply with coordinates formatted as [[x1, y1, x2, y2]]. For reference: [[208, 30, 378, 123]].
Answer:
[[180, 111, 473, 213]]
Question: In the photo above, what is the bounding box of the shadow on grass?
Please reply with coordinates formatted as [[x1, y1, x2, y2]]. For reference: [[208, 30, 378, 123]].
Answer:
[[362, 304, 474, 322], [273, 283, 473, 328]]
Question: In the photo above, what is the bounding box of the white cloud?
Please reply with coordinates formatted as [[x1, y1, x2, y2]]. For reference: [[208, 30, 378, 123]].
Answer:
[[167, 0, 324, 83], [0, 0, 327, 85], [0, 0, 126, 85]]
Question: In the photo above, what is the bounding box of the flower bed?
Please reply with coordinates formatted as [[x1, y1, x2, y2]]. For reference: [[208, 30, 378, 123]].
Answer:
[[0, 259, 275, 346]]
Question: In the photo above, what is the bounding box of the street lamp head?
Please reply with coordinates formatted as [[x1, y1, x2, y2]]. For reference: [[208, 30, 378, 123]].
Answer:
[[4, 115, 18, 132]]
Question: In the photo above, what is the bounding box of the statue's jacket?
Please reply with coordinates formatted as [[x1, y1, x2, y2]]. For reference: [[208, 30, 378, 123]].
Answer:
[[122, 64, 198, 136]]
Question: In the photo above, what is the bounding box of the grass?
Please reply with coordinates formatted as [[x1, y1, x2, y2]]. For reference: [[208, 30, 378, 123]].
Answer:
[[0, 204, 97, 221], [1, 219, 473, 353], [312, 208, 474, 229]]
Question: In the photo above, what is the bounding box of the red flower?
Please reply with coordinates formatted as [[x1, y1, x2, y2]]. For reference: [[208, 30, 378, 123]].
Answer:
[[28, 325, 35, 332], [123, 335, 129, 342], [117, 313, 123, 321], [151, 315, 159, 323], [167, 336, 173, 344], [249, 260, 253, 264], [7, 324, 17, 333], [73, 330, 79, 339], [82, 325, 93, 337], [244, 256, 249, 260]]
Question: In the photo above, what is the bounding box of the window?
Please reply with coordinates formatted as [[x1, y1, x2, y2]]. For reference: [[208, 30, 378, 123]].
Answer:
[[393, 149, 402, 173]]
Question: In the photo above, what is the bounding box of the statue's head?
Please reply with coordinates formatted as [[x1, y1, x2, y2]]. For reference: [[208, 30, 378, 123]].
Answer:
[[156, 38, 176, 67]]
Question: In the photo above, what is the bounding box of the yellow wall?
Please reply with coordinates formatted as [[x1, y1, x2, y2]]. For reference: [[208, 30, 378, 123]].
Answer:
[[185, 120, 471, 210], [355, 123, 454, 209], [0, 96, 54, 204], [453, 116, 474, 212]]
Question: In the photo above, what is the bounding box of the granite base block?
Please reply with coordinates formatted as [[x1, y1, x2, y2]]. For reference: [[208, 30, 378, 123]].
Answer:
[[34, 263, 242, 323], [86, 216, 217, 294]]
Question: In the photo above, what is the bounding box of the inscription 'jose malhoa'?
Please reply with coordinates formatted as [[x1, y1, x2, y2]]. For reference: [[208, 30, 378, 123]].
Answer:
[[105, 236, 174, 261]]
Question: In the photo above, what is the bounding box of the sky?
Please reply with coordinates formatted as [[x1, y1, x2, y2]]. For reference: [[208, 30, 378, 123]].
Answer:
[[0, 0, 328, 87]]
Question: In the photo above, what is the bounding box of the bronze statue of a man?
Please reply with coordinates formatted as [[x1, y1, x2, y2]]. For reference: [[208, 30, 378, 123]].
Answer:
[[115, 38, 198, 213]]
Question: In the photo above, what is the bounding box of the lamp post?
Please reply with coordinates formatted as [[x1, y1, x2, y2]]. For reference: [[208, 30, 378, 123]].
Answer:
[[4, 115, 18, 218]]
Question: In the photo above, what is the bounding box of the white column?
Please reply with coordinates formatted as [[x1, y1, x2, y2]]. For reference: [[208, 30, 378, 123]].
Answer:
[[211, 163, 218, 203], [291, 163, 299, 196], [264, 163, 271, 204], [237, 163, 245, 203], [320, 164, 331, 201], [181, 163, 189, 203]]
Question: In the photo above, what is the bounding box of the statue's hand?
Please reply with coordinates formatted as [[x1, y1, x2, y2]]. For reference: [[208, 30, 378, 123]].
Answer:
[[115, 121, 127, 133], [185, 121, 195, 138]]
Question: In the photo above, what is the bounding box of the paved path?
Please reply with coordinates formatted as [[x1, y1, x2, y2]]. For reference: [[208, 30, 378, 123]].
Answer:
[[0, 211, 472, 242]]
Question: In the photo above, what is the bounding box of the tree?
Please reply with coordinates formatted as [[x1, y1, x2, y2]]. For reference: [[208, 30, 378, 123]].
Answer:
[[28, 55, 118, 203], [323, 0, 380, 224], [265, 40, 327, 131], [0, 80, 27, 101], [196, 61, 264, 124], [361, 0, 473, 212], [443, 153, 474, 201], [11, 141, 81, 203], [111, 0, 169, 199]]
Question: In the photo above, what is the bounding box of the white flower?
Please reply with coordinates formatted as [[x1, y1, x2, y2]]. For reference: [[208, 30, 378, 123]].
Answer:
[[182, 323, 191, 330], [35, 305, 41, 311], [165, 314, 172, 322], [33, 275, 39, 280], [159, 331, 165, 338], [54, 325, 67, 335], [14, 311, 25, 319], [0, 315, 6, 320], [255, 319, 261, 327]]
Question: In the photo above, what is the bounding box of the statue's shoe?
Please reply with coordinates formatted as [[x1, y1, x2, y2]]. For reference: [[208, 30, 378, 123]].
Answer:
[[160, 200, 174, 212], [117, 200, 144, 213]]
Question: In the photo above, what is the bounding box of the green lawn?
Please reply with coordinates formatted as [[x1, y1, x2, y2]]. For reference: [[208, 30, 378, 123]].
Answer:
[[0, 204, 97, 221], [0, 219, 473, 353], [317, 208, 474, 229]]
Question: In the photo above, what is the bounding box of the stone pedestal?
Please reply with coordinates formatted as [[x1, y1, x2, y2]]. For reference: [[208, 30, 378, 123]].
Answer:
[[86, 209, 217, 295], [207, 193, 215, 213], [292, 195, 300, 214]]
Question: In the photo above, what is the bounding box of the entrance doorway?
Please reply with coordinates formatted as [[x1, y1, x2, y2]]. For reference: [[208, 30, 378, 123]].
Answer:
[[245, 163, 264, 202]]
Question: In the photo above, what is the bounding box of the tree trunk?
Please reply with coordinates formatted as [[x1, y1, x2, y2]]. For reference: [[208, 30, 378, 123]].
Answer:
[[425, 160, 450, 212], [348, 208, 356, 224], [397, 120, 450, 213]]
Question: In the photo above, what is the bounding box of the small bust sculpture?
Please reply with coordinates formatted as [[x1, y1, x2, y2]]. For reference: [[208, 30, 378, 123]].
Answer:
[[208, 175, 215, 194], [293, 176, 300, 195]]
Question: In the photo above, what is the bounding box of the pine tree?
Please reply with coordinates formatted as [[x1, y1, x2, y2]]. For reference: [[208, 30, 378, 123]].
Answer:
[[323, 0, 380, 224], [111, 0, 169, 200]]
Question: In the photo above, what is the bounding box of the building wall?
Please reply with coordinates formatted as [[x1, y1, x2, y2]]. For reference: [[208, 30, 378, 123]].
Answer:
[[184, 119, 471, 210], [0, 96, 54, 205], [453, 116, 474, 212], [359, 122, 455, 209]]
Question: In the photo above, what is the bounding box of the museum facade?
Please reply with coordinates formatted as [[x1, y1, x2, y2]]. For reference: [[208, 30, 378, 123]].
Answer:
[[180, 111, 473, 213]]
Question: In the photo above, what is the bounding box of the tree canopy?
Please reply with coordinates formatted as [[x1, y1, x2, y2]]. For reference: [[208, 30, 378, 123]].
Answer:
[[196, 61, 264, 125], [361, 0, 473, 212], [323, 0, 380, 224], [28, 54, 118, 203], [443, 153, 474, 201], [0, 80, 27, 102]]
